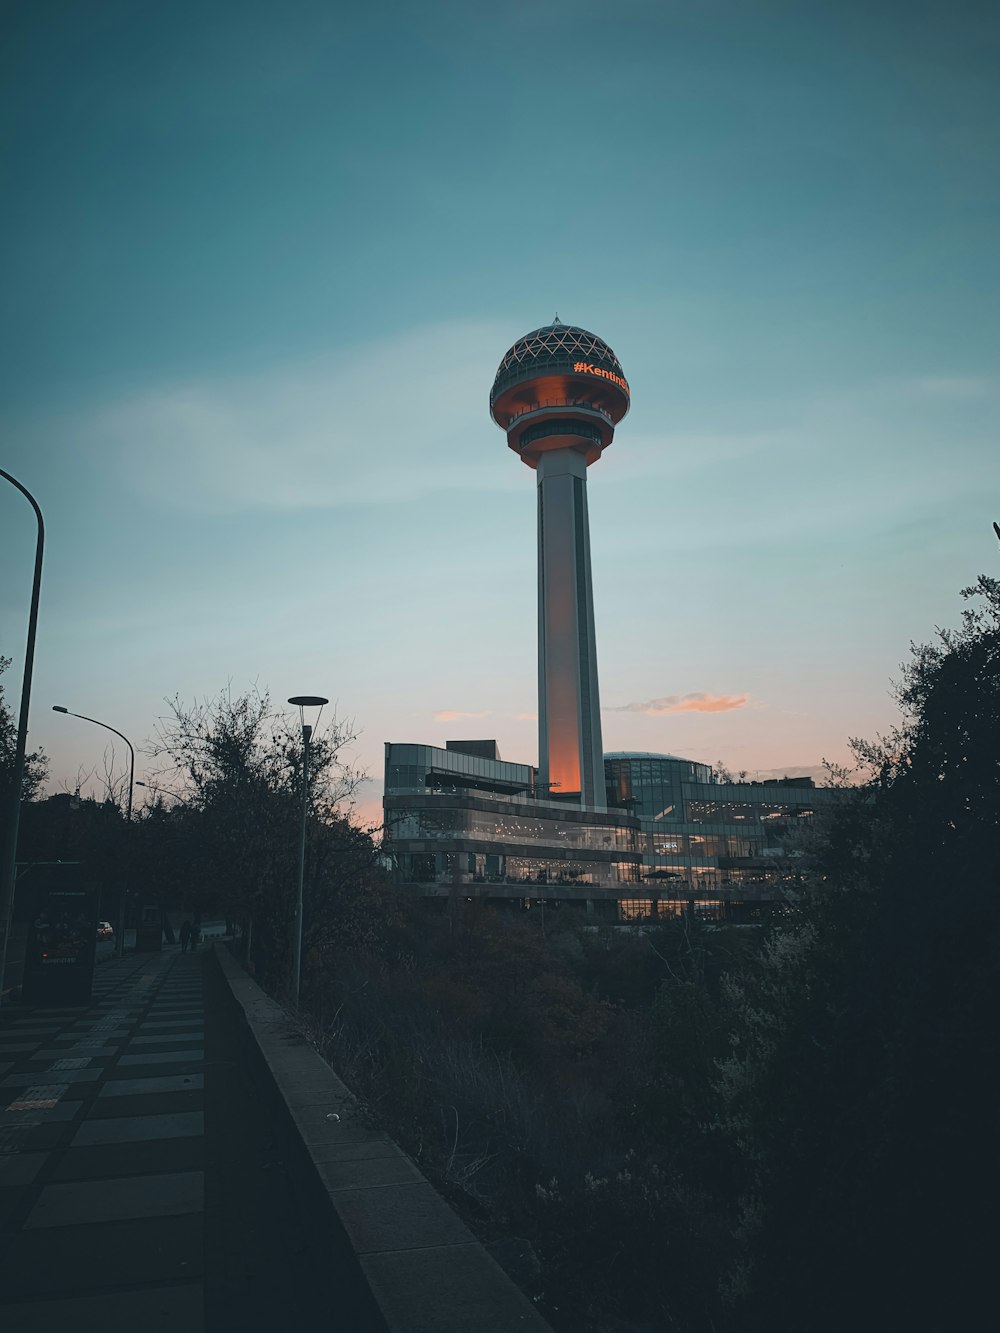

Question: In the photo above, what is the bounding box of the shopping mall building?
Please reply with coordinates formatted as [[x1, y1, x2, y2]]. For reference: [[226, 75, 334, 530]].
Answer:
[[382, 320, 847, 920], [383, 742, 844, 920]]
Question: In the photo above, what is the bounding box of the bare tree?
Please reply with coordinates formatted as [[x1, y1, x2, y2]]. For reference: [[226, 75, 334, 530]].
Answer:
[[145, 685, 370, 987]]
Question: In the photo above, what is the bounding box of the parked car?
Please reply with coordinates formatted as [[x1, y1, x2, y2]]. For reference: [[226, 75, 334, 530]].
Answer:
[[96, 921, 114, 939]]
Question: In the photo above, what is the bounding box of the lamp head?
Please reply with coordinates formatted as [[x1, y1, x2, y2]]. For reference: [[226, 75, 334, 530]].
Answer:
[[288, 694, 329, 735], [52, 705, 68, 713]]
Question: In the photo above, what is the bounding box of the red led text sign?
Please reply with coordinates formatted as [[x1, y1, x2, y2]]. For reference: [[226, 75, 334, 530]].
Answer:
[[573, 362, 629, 393]]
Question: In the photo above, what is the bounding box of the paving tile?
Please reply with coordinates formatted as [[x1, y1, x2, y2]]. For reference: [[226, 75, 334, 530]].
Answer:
[[117, 1049, 203, 1066], [2, 1068, 101, 1087], [0, 1043, 42, 1054], [88, 1092, 203, 1120], [0, 1183, 32, 1228], [142, 1021, 204, 1030], [0, 1283, 205, 1332], [0, 1213, 205, 1297], [6, 1082, 69, 1102], [65, 1028, 130, 1040], [16, 1122, 73, 1151], [49, 1136, 205, 1181], [100, 1073, 204, 1097], [129, 1032, 205, 1045], [4, 1098, 83, 1121], [34, 1047, 118, 1060], [0, 1150, 48, 1185], [75, 1024, 136, 1034], [0, 1119, 38, 1151], [25, 1169, 204, 1228], [73, 1110, 204, 1145]]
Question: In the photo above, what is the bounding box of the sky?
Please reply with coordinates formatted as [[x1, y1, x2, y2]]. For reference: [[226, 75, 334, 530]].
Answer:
[[2, 0, 998, 826]]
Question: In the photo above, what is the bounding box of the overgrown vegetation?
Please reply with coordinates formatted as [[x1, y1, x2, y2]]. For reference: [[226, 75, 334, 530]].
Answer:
[[303, 576, 998, 1331]]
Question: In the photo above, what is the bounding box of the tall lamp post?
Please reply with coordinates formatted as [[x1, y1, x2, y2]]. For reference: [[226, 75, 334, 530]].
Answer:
[[288, 695, 327, 1008], [52, 707, 135, 958], [0, 469, 44, 1008]]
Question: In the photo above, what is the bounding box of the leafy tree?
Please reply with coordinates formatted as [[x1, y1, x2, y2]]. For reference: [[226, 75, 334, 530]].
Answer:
[[145, 686, 379, 991], [714, 576, 1000, 1331], [0, 653, 48, 806]]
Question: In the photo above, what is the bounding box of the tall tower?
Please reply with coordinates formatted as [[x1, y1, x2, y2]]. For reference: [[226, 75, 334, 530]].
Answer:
[[490, 319, 630, 810]]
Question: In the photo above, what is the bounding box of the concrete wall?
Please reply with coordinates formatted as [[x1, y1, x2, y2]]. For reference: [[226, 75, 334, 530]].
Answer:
[[214, 946, 553, 1333]]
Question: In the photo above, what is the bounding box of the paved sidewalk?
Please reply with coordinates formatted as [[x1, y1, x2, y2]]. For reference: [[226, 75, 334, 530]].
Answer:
[[0, 946, 349, 1330]]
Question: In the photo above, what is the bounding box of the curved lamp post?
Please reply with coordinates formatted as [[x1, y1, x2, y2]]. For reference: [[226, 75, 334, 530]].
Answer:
[[288, 695, 328, 1008], [0, 469, 44, 1008], [52, 707, 135, 957]]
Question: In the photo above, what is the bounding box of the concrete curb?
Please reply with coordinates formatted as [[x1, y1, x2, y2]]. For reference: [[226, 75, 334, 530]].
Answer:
[[214, 946, 554, 1332]]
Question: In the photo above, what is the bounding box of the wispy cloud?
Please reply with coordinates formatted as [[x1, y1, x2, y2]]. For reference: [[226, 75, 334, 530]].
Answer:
[[608, 692, 750, 715], [513, 711, 538, 721], [910, 375, 996, 400], [86, 319, 518, 514], [432, 709, 491, 723]]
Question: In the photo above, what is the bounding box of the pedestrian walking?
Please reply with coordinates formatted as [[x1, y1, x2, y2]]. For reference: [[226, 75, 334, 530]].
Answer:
[[179, 919, 192, 953], [190, 920, 201, 952]]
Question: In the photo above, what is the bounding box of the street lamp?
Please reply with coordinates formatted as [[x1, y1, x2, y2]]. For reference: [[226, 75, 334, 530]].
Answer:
[[288, 695, 328, 1008], [0, 469, 44, 1008], [52, 707, 135, 958]]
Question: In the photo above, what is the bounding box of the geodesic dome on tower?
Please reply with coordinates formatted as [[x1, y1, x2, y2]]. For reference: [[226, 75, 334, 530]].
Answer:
[[490, 318, 630, 467], [490, 319, 629, 407]]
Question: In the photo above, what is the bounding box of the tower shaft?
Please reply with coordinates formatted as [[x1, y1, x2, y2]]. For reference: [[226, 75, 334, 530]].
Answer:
[[536, 447, 605, 810]]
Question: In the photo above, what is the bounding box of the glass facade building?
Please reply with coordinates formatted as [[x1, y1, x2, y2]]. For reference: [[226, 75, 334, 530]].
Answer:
[[384, 743, 846, 919]]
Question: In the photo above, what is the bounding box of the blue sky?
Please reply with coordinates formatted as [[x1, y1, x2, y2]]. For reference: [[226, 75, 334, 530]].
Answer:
[[2, 0, 997, 823]]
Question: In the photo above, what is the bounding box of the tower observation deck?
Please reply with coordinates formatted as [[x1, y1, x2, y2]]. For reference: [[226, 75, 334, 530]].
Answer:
[[491, 319, 630, 810]]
